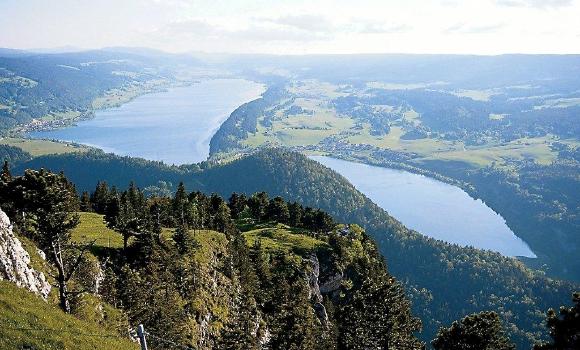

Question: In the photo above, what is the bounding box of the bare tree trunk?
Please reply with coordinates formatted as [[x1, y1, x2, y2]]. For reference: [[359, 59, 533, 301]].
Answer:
[[57, 267, 70, 313], [123, 233, 129, 251], [52, 240, 71, 313]]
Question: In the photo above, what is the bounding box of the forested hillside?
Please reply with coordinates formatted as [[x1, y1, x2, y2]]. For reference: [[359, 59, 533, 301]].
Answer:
[[0, 49, 202, 134], [205, 56, 580, 282], [0, 167, 424, 349], [8, 148, 578, 348]]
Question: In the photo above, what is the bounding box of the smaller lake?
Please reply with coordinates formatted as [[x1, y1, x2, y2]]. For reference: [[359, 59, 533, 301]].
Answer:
[[29, 79, 265, 165], [312, 156, 536, 257]]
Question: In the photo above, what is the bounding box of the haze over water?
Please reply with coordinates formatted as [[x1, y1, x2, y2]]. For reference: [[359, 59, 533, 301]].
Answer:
[[29, 79, 265, 165]]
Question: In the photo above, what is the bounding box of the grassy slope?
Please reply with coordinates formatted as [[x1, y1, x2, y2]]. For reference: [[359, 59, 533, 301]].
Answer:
[[0, 213, 137, 350], [0, 281, 137, 350], [243, 225, 328, 257], [72, 212, 124, 249], [0, 138, 88, 157], [73, 212, 326, 258]]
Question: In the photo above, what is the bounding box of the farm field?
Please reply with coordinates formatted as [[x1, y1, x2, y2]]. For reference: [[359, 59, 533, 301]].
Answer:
[[238, 80, 571, 169], [0, 137, 89, 156]]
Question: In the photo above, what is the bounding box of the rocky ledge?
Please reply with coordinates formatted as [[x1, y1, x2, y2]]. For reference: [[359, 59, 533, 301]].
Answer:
[[0, 208, 51, 299]]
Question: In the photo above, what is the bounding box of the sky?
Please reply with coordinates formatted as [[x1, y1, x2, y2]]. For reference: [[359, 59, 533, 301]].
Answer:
[[1, 0, 579, 55]]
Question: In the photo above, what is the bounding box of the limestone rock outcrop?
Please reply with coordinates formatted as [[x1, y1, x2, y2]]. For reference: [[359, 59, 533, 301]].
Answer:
[[0, 209, 51, 299], [305, 254, 330, 326]]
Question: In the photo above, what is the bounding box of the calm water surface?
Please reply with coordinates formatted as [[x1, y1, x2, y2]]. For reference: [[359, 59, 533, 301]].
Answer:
[[312, 156, 536, 257], [29, 80, 534, 257], [29, 79, 265, 165]]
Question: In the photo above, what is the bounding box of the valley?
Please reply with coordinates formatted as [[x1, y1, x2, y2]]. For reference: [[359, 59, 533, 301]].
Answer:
[[311, 155, 535, 257], [28, 79, 265, 164], [2, 0, 580, 348], [19, 74, 541, 258], [1, 49, 578, 349], [208, 73, 580, 282]]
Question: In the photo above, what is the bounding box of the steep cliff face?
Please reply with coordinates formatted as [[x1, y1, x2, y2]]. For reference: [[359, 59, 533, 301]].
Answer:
[[0, 208, 51, 299]]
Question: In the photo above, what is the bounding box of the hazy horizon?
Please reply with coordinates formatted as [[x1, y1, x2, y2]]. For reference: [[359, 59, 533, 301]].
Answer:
[[2, 0, 580, 55]]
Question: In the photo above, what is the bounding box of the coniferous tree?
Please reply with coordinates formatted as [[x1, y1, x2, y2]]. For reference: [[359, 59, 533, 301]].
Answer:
[[172, 182, 189, 225], [90, 181, 110, 214], [105, 185, 150, 251], [79, 191, 92, 212], [1, 160, 11, 182], [248, 192, 269, 221], [217, 291, 260, 350], [173, 222, 197, 255], [1, 169, 81, 312], [534, 292, 580, 350], [270, 277, 318, 350], [432, 311, 514, 350], [228, 192, 248, 220], [119, 251, 190, 349], [288, 202, 303, 227], [339, 275, 423, 350], [213, 200, 232, 233], [250, 240, 273, 306], [267, 196, 290, 223]]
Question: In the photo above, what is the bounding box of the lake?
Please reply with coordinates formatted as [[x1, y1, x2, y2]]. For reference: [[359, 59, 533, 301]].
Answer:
[[29, 79, 265, 165], [29, 80, 535, 257], [311, 156, 536, 257]]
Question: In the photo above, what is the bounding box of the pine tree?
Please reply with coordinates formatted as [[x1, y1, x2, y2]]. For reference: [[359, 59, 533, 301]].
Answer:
[[173, 222, 197, 255], [339, 275, 423, 350], [3, 169, 81, 312], [105, 187, 150, 252], [119, 251, 190, 349], [90, 181, 110, 214], [1, 160, 11, 183], [534, 292, 580, 350], [432, 311, 515, 350], [288, 202, 303, 227], [267, 197, 290, 224], [217, 292, 260, 350], [79, 191, 92, 212], [228, 192, 248, 219], [270, 277, 318, 350], [248, 192, 269, 221], [213, 200, 232, 233], [173, 182, 189, 225]]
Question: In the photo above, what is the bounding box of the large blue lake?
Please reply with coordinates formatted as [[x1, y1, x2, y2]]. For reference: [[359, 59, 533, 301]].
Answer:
[[30, 81, 535, 257], [29, 79, 265, 165], [311, 156, 536, 258]]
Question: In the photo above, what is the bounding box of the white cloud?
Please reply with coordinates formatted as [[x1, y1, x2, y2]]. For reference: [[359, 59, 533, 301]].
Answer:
[[158, 16, 333, 44], [354, 20, 412, 34], [445, 22, 506, 34], [265, 14, 335, 33], [495, 0, 573, 8], [1, 0, 579, 54], [164, 19, 221, 36]]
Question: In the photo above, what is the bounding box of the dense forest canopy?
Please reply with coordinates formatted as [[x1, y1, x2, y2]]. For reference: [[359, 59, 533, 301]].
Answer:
[[6, 148, 577, 348], [1, 167, 425, 349]]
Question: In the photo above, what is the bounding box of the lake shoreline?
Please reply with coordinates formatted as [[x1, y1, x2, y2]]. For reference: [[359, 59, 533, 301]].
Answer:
[[311, 154, 536, 258], [27, 79, 266, 165], [14, 79, 188, 136]]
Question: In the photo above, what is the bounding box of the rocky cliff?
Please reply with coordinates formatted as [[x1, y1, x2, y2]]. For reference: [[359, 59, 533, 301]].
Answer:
[[0, 208, 51, 299]]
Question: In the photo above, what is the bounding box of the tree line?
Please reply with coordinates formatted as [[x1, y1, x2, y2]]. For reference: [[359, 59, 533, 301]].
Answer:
[[1, 164, 578, 349]]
